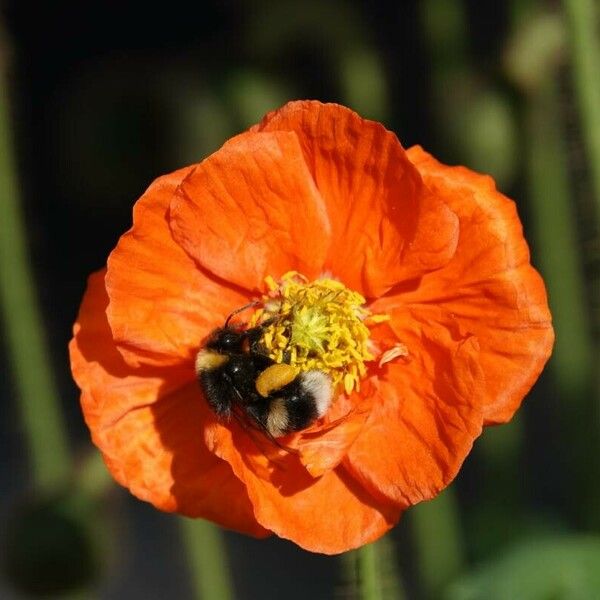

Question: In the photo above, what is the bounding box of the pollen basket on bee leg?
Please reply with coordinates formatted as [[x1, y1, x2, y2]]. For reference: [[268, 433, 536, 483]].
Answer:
[[255, 363, 299, 397]]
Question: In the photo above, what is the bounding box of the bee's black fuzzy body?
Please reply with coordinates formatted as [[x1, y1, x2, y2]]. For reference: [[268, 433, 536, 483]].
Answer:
[[195, 323, 332, 438]]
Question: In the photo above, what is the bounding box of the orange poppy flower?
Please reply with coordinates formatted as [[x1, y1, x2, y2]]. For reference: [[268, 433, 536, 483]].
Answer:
[[69, 101, 554, 554]]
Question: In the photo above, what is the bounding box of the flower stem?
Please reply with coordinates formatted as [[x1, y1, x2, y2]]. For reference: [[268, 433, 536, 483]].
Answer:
[[342, 537, 405, 600], [525, 77, 594, 401], [562, 0, 600, 461], [0, 35, 71, 489], [411, 490, 465, 598], [562, 0, 600, 216], [358, 542, 380, 600], [179, 518, 234, 600], [524, 74, 599, 525]]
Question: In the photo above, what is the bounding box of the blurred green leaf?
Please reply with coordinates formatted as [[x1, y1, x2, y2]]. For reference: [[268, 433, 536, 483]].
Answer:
[[446, 535, 600, 600], [420, 0, 468, 63], [245, 0, 364, 58], [504, 11, 565, 94], [168, 86, 235, 163], [340, 48, 389, 121], [421, 0, 518, 187], [477, 415, 524, 469], [453, 87, 518, 187], [225, 70, 290, 129], [3, 492, 102, 596], [244, 0, 389, 121]]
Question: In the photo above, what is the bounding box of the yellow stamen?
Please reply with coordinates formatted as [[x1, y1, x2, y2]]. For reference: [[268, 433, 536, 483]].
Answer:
[[249, 272, 389, 394]]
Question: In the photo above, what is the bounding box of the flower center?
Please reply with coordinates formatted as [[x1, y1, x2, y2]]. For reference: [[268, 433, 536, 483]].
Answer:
[[250, 272, 389, 394]]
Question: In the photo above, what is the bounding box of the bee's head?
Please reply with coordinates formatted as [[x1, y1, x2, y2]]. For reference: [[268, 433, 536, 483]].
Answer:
[[205, 327, 246, 353], [206, 301, 287, 356]]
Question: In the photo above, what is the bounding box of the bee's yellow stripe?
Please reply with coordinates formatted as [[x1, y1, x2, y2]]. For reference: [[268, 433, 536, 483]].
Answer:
[[195, 350, 229, 373]]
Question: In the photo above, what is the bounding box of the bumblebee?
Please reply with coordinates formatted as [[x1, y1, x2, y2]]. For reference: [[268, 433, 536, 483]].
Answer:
[[195, 314, 332, 438]]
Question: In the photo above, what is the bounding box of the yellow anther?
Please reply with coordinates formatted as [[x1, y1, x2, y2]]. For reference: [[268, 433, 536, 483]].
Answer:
[[250, 272, 390, 394], [366, 314, 391, 324], [343, 373, 354, 395]]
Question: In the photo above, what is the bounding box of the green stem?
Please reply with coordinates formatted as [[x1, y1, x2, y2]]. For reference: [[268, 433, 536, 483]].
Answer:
[[411, 490, 465, 598], [524, 76, 599, 525], [0, 43, 71, 489], [358, 542, 381, 600], [563, 0, 600, 215], [525, 79, 594, 398], [340, 47, 389, 121], [179, 519, 234, 600], [342, 537, 405, 600]]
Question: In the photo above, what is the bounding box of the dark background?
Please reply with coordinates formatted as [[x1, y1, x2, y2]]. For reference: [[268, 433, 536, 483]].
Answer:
[[1, 1, 599, 598]]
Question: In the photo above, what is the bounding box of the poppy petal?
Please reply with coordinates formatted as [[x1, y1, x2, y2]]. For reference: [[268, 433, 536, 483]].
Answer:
[[205, 421, 400, 554], [169, 130, 331, 292], [70, 271, 269, 537], [254, 101, 460, 297], [344, 313, 484, 507], [218, 389, 373, 480], [294, 388, 373, 477], [105, 167, 250, 368], [404, 146, 554, 423]]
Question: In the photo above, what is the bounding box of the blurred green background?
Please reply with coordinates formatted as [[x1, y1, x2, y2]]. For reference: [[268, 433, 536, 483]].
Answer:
[[1, 0, 599, 598]]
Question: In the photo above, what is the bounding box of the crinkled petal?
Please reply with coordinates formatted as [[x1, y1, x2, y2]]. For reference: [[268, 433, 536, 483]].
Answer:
[[205, 420, 400, 554], [169, 130, 331, 292], [404, 146, 554, 423], [254, 101, 460, 297], [344, 313, 484, 507], [203, 385, 371, 480], [105, 167, 250, 368], [294, 389, 373, 477], [70, 271, 269, 537]]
